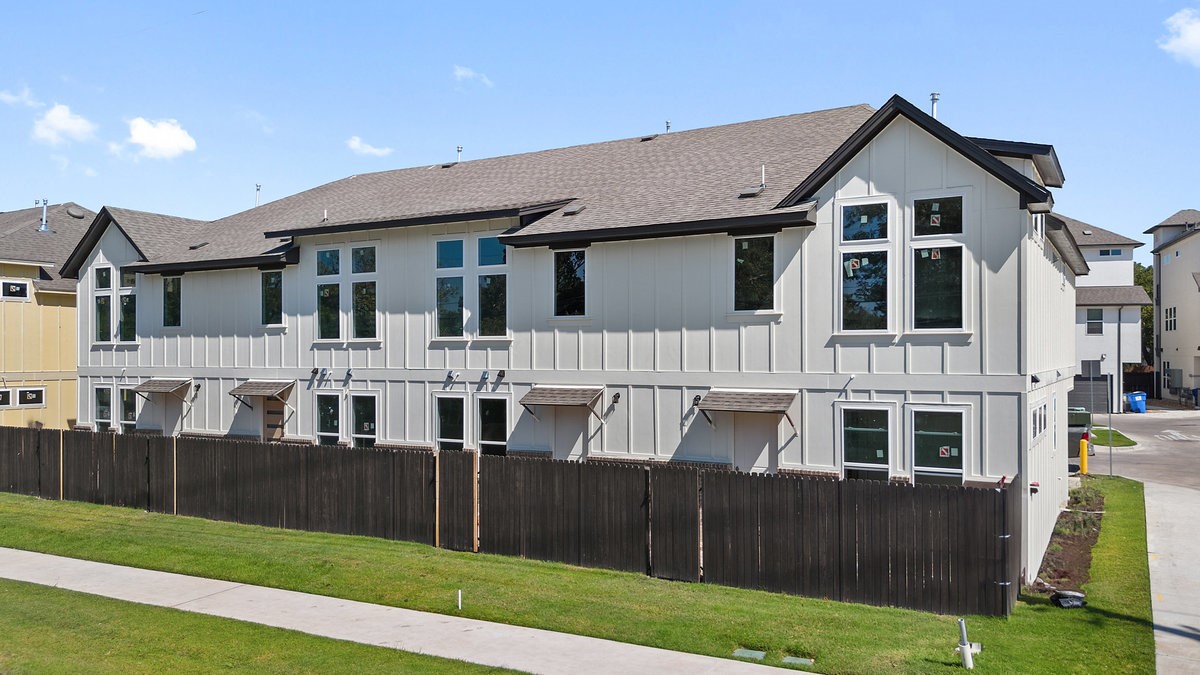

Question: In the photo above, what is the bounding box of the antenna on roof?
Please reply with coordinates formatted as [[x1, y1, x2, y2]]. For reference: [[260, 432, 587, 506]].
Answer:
[[665, 120, 671, 133], [36, 199, 48, 232], [255, 184, 261, 207], [457, 145, 463, 163], [761, 164, 766, 188], [930, 92, 940, 119]]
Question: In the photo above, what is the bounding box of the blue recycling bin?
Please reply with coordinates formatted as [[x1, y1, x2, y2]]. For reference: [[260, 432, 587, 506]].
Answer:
[[1125, 391, 1147, 414]]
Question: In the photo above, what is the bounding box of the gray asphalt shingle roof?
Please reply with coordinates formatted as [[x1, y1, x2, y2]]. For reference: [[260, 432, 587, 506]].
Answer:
[[1076, 286, 1152, 306], [1052, 213, 1143, 249], [0, 202, 95, 292], [1145, 208, 1200, 234]]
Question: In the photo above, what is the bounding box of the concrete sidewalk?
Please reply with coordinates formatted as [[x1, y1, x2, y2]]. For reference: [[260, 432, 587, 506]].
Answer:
[[1143, 482, 1200, 674], [0, 547, 780, 674]]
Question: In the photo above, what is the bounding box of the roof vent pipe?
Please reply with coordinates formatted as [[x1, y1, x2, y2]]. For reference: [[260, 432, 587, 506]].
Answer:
[[457, 145, 462, 163], [930, 92, 940, 119], [761, 164, 766, 188], [665, 120, 671, 133], [37, 199, 48, 232]]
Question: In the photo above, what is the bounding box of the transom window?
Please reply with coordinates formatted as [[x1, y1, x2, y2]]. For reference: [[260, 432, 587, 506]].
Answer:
[[733, 235, 774, 311], [435, 236, 509, 337], [913, 196, 962, 236], [842, 407, 889, 481], [842, 203, 888, 241], [1, 280, 29, 300]]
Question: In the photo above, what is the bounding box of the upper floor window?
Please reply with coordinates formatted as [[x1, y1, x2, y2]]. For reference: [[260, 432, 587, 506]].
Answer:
[[117, 271, 136, 342], [477, 237, 507, 336], [733, 235, 774, 311], [554, 249, 586, 317], [163, 276, 182, 328], [436, 240, 465, 337], [1, 280, 29, 301], [838, 201, 891, 332], [95, 266, 113, 342], [842, 203, 888, 241], [95, 267, 111, 290], [435, 236, 509, 337], [1086, 308, 1104, 335], [913, 246, 963, 329], [913, 196, 963, 236], [315, 244, 378, 341], [1098, 249, 1122, 257], [261, 271, 283, 326], [1165, 307, 1177, 331]]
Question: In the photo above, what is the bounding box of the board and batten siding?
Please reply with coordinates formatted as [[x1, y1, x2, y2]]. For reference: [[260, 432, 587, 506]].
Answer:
[[77, 116, 1072, 488]]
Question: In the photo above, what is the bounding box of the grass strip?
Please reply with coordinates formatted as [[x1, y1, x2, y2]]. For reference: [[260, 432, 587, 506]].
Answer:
[[1089, 428, 1137, 447], [0, 477, 1153, 673], [0, 577, 510, 674]]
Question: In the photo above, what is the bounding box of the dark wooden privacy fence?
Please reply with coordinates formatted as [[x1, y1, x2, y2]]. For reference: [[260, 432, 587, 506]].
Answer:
[[0, 427, 1021, 616]]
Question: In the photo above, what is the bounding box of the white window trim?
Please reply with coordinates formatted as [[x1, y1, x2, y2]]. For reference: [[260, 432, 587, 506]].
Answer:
[[476, 236, 510, 339], [550, 248, 590, 321], [1030, 398, 1048, 443], [476, 393, 511, 455], [907, 188, 972, 334], [161, 274, 183, 331], [433, 391, 468, 450], [314, 389, 343, 441], [95, 385, 114, 431], [349, 390, 380, 446], [834, 399, 897, 478], [834, 196, 897, 336], [433, 236, 468, 339], [0, 278, 31, 302], [906, 402, 971, 484], [94, 265, 114, 343], [314, 242, 382, 343], [117, 282, 139, 344], [118, 386, 139, 433], [259, 269, 287, 329], [728, 233, 780, 316], [1086, 308, 1105, 335], [15, 387, 46, 409]]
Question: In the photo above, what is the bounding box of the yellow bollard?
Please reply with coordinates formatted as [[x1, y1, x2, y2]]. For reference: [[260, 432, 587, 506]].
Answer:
[[1079, 439, 1089, 475]]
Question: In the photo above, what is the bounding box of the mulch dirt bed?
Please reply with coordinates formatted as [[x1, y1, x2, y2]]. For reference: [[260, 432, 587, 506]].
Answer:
[[1028, 482, 1105, 594]]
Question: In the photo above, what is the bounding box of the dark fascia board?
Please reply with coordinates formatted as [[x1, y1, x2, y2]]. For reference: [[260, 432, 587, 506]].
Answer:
[[1045, 216, 1090, 275], [500, 207, 815, 249], [125, 246, 298, 275], [262, 200, 575, 239], [967, 136, 1065, 188], [59, 207, 150, 279], [777, 95, 1052, 211]]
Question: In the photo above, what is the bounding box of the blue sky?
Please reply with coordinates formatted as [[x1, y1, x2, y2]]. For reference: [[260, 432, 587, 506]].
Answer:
[[3, 1, 1197, 265]]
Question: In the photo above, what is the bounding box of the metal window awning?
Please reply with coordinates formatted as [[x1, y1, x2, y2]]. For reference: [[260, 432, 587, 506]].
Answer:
[[228, 380, 295, 412], [519, 386, 604, 423], [694, 389, 799, 434], [132, 378, 191, 403]]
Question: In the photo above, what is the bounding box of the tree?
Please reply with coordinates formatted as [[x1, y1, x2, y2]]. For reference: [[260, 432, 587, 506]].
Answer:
[[1134, 262, 1153, 364]]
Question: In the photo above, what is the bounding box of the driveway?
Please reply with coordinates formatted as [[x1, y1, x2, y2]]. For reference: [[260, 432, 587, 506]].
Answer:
[[1099, 404, 1200, 674]]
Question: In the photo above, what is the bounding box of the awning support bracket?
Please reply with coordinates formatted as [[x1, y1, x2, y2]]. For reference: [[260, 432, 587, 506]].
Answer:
[[783, 412, 798, 436], [521, 404, 541, 422], [231, 394, 255, 410]]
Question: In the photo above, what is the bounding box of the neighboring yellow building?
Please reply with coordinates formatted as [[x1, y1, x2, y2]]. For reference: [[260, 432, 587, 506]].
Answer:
[[0, 202, 94, 429]]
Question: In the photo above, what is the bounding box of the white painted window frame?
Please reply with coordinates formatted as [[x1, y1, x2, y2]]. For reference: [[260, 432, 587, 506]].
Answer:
[[433, 236, 467, 339], [14, 387, 45, 409], [94, 265, 114, 343], [475, 393, 511, 455], [834, 195, 897, 335], [0, 278, 31, 302], [118, 386, 139, 434], [314, 390, 343, 445], [259, 269, 286, 329], [550, 247, 589, 321], [834, 399, 897, 479], [906, 402, 970, 485], [475, 235, 510, 339], [95, 385, 114, 432], [907, 188, 971, 334], [728, 233, 780, 316], [433, 391, 468, 450], [349, 390, 379, 447]]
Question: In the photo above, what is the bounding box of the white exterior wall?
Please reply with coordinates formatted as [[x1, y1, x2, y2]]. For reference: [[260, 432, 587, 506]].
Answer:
[[76, 117, 1067, 491], [1077, 248, 1134, 287], [1075, 305, 1142, 412], [1155, 229, 1200, 392]]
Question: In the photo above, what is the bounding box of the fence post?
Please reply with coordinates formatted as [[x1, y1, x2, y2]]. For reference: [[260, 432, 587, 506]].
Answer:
[[434, 450, 441, 549], [172, 435, 178, 515], [58, 429, 63, 501]]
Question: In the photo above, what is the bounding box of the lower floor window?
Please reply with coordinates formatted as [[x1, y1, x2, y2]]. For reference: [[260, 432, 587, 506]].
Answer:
[[478, 398, 507, 455], [317, 393, 340, 445], [120, 389, 137, 433], [913, 410, 963, 485], [842, 407, 889, 481], [95, 388, 112, 433], [436, 397, 465, 450], [351, 394, 376, 448]]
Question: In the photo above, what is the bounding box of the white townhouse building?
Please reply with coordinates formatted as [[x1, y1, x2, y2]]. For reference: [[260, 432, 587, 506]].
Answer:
[[61, 95, 1084, 578], [1049, 214, 1149, 412], [1147, 209, 1200, 398]]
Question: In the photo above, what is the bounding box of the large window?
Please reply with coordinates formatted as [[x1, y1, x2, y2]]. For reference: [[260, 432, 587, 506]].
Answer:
[[478, 398, 508, 456], [261, 271, 283, 326], [435, 236, 508, 337], [554, 249, 586, 317], [163, 276, 182, 327], [314, 244, 378, 341], [913, 246, 962, 329], [733, 235, 774, 311], [118, 270, 136, 342], [436, 396, 465, 450], [912, 409, 964, 485], [1086, 308, 1104, 335], [95, 387, 112, 433], [839, 202, 890, 332], [351, 394, 376, 448], [95, 295, 111, 342], [842, 407, 889, 481], [316, 393, 340, 445]]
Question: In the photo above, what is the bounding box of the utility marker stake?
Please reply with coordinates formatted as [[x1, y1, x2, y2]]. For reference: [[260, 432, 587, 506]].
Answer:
[[957, 618, 974, 669], [457, 589, 462, 610]]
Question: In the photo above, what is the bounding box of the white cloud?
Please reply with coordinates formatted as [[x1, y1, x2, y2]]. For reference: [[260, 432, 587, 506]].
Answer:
[[32, 104, 96, 145], [127, 117, 197, 159], [453, 65, 494, 88], [346, 135, 394, 157], [83, 166, 98, 177], [1160, 8, 1200, 67], [0, 86, 41, 108]]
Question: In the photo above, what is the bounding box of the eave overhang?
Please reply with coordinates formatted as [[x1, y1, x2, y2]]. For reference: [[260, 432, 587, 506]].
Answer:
[[262, 200, 574, 239], [60, 207, 151, 279], [1045, 216, 1090, 276], [124, 246, 299, 275], [966, 137, 1065, 188], [777, 95, 1053, 212]]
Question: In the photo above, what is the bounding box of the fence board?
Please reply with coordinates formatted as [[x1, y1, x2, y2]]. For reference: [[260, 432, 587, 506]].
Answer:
[[37, 429, 60, 500], [580, 462, 647, 573], [649, 466, 699, 582], [146, 436, 173, 513], [0, 427, 41, 496], [438, 450, 475, 551], [175, 437, 239, 521], [394, 450, 435, 545]]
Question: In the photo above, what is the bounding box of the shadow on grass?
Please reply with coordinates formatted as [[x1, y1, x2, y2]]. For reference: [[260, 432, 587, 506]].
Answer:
[[1019, 592, 1154, 631]]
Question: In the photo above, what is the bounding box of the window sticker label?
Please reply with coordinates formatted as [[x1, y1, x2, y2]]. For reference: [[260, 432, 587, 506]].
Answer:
[[876, 448, 885, 458], [939, 446, 950, 458], [860, 215, 869, 223], [844, 259, 860, 277], [930, 214, 941, 227], [931, 248, 941, 260]]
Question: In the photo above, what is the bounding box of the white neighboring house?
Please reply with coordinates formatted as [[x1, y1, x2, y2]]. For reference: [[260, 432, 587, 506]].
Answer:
[[1049, 214, 1149, 413], [60, 95, 1084, 580], [1147, 209, 1200, 398]]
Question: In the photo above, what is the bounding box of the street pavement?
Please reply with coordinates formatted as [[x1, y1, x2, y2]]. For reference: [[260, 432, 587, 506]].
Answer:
[[0, 547, 778, 674], [1096, 404, 1200, 674]]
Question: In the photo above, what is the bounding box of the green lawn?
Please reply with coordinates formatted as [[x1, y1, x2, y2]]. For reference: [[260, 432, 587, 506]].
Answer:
[[1089, 428, 1137, 447], [0, 477, 1154, 673], [0, 577, 508, 674]]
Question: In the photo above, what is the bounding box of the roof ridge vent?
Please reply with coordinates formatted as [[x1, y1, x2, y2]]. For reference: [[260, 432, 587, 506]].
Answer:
[[441, 162, 458, 169], [1082, 229, 1092, 235], [638, 134, 658, 142], [562, 204, 586, 216]]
